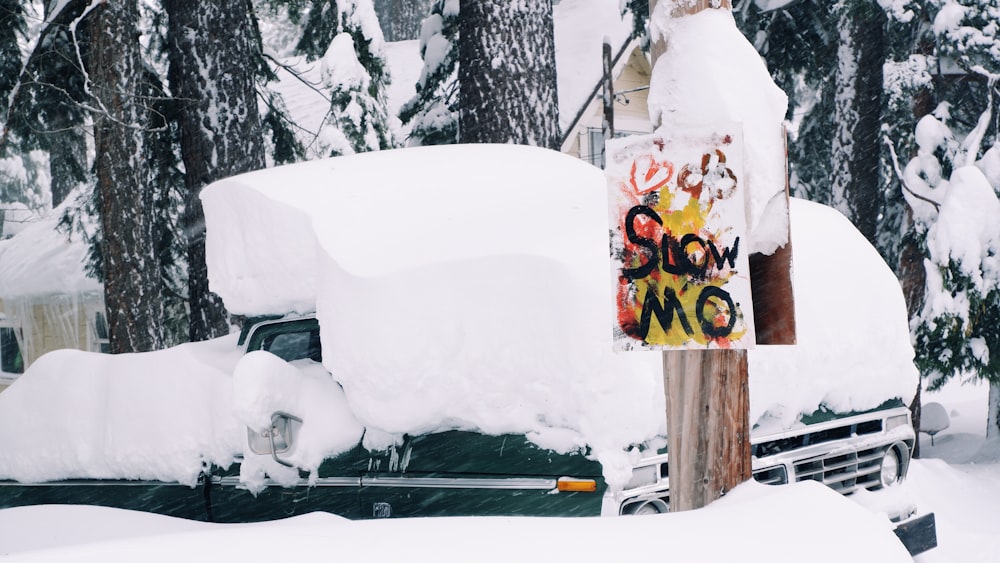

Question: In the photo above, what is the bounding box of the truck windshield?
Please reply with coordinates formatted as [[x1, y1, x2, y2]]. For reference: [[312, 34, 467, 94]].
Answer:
[[263, 330, 322, 363]]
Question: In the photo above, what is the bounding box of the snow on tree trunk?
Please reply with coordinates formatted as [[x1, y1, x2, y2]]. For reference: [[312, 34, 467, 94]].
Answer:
[[399, 0, 458, 146], [458, 0, 560, 149], [165, 1, 267, 342], [88, 0, 165, 354], [830, 0, 885, 246]]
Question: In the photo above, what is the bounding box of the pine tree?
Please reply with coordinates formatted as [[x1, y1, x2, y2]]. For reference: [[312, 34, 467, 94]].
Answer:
[[295, 0, 394, 155], [458, 0, 560, 148], [246, 0, 309, 164], [3, 1, 90, 209], [0, 0, 23, 120], [0, 0, 27, 209], [398, 0, 458, 146], [899, 0, 1000, 436], [164, 1, 268, 341], [830, 0, 886, 246], [88, 0, 166, 353], [39, 1, 89, 208], [734, 0, 838, 204]]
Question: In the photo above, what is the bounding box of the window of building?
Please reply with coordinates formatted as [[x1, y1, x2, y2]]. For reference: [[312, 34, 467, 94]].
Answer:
[[0, 326, 23, 374], [583, 127, 648, 169], [94, 311, 110, 354]]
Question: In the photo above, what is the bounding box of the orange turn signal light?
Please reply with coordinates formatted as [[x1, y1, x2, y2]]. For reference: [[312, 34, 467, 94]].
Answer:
[[557, 478, 597, 493]]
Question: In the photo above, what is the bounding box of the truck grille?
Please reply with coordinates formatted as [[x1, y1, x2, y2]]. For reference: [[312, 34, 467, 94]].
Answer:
[[792, 445, 886, 493], [752, 466, 787, 486]]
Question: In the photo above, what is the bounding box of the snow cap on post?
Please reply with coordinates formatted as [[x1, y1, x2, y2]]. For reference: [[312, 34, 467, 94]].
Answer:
[[647, 0, 789, 255]]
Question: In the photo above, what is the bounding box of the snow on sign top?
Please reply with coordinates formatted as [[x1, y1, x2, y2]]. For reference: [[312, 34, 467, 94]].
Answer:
[[648, 8, 789, 256]]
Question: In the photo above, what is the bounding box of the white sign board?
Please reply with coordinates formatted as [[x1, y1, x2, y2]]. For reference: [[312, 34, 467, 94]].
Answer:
[[607, 125, 755, 351]]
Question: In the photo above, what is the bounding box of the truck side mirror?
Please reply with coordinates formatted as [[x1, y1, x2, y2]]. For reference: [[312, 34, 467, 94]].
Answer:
[[247, 411, 303, 468]]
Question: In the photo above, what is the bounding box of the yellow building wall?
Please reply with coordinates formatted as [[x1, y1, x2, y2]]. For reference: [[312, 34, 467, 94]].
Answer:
[[0, 293, 103, 370], [29, 300, 92, 365], [564, 45, 654, 166]]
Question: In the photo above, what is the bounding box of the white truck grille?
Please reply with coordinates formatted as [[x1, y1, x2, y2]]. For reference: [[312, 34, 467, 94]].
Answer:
[[792, 445, 886, 494]]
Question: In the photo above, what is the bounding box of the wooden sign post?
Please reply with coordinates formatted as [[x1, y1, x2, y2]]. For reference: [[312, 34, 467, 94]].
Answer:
[[613, 0, 792, 512], [659, 0, 749, 513], [607, 124, 754, 512]]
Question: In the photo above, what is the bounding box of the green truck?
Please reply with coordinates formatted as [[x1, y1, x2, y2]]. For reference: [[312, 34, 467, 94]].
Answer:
[[0, 145, 935, 555]]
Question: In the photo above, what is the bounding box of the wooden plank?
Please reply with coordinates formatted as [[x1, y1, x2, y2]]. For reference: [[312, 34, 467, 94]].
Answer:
[[749, 236, 796, 345]]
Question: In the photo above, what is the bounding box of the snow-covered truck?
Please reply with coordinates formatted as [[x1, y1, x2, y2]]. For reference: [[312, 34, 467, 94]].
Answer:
[[0, 145, 934, 554]]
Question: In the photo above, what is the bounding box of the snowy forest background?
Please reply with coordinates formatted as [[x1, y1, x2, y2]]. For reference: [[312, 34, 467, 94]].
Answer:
[[0, 0, 998, 442]]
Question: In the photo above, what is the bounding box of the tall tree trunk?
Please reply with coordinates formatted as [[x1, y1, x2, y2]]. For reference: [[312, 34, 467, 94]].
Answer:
[[830, 0, 885, 246], [458, 0, 560, 149], [375, 0, 431, 41], [88, 0, 165, 353], [165, 0, 267, 341], [989, 383, 1000, 439]]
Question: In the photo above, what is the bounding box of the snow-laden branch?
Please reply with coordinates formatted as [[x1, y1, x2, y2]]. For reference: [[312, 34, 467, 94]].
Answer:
[[882, 133, 941, 213]]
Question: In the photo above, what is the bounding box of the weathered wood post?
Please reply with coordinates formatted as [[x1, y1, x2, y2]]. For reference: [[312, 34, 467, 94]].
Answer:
[[641, 0, 794, 512], [646, 0, 748, 514], [601, 40, 615, 168]]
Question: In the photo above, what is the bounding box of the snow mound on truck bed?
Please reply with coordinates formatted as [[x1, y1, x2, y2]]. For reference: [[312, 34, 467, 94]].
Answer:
[[204, 145, 667, 469], [202, 144, 917, 459]]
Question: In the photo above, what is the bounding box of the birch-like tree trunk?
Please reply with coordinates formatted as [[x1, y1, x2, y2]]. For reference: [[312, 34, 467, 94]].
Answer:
[[88, 0, 165, 353], [165, 1, 267, 341], [458, 0, 560, 149]]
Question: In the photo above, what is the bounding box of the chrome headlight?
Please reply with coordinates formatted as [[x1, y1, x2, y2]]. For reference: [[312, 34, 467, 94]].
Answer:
[[624, 464, 659, 490], [880, 445, 904, 487]]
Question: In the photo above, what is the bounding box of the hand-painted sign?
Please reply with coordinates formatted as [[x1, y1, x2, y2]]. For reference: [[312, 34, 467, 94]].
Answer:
[[607, 126, 755, 351]]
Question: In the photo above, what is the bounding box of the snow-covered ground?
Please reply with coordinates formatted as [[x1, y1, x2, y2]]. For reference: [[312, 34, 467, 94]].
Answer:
[[0, 480, 915, 562], [910, 379, 1000, 562]]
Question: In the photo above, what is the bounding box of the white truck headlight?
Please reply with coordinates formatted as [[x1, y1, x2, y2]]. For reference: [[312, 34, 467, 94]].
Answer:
[[880, 445, 904, 487]]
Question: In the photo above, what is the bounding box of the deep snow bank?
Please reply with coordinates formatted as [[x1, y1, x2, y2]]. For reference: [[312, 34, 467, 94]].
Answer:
[[0, 481, 911, 562], [0, 336, 244, 485], [749, 199, 918, 429]]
